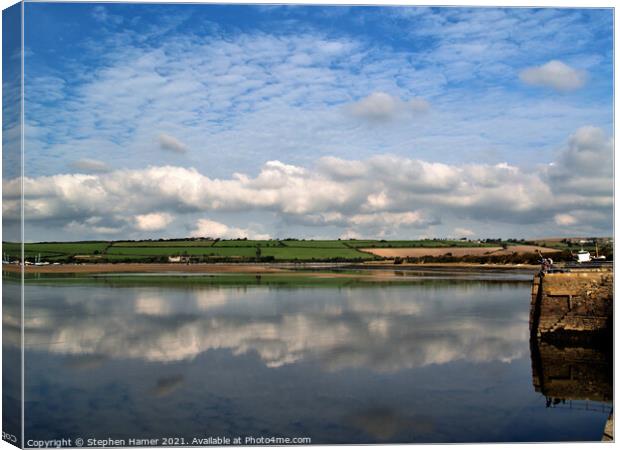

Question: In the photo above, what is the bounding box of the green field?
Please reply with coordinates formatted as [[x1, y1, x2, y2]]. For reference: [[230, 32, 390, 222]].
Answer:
[[111, 240, 216, 247], [3, 239, 375, 262], [104, 245, 372, 260], [212, 240, 283, 247], [5, 237, 608, 263], [3, 242, 110, 259], [279, 240, 349, 248], [106, 246, 258, 257]]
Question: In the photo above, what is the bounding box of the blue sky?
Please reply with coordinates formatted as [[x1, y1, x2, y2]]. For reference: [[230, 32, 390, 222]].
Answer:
[[6, 4, 614, 240]]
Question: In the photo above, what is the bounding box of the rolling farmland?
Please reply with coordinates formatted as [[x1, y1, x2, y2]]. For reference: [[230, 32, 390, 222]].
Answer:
[[3, 239, 375, 262], [2, 238, 584, 264]]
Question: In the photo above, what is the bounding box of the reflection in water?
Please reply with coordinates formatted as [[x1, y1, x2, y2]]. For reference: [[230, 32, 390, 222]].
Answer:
[[347, 407, 435, 440], [3, 281, 22, 446], [531, 338, 612, 410], [8, 277, 612, 443], [23, 283, 530, 371], [150, 375, 185, 397]]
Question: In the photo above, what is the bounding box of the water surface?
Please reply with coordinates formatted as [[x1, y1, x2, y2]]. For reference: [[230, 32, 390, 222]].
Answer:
[[9, 270, 611, 444]]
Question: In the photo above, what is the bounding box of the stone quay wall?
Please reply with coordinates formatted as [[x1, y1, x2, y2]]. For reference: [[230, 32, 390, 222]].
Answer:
[[530, 269, 613, 337]]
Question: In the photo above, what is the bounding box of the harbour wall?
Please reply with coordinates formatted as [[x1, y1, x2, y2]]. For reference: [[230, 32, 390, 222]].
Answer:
[[530, 269, 613, 340]]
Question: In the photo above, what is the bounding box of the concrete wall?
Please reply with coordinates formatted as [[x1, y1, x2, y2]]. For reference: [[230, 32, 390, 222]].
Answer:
[[530, 270, 613, 337]]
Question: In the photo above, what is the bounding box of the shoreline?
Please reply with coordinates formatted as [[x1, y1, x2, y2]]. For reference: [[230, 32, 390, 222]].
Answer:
[[3, 261, 540, 275]]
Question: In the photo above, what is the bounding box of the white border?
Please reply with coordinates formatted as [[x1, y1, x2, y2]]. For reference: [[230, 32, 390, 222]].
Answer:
[[0, 2, 615, 450]]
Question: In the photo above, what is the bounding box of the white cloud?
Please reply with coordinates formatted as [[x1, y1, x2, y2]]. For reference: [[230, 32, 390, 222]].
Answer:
[[349, 212, 436, 234], [408, 97, 431, 113], [12, 8, 611, 242], [134, 212, 174, 231], [548, 125, 614, 197], [454, 227, 474, 237], [158, 133, 188, 153], [554, 214, 576, 226], [91, 5, 123, 25], [91, 6, 108, 22], [556, 125, 613, 176], [23, 17, 611, 186], [304, 210, 437, 239], [6, 126, 612, 240], [519, 60, 586, 92], [349, 92, 399, 121], [348, 92, 430, 121], [66, 221, 120, 235], [191, 218, 270, 240], [135, 294, 172, 316], [69, 158, 111, 173]]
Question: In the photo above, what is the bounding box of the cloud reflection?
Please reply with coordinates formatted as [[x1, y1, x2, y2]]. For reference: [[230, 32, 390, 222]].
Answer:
[[21, 282, 529, 372]]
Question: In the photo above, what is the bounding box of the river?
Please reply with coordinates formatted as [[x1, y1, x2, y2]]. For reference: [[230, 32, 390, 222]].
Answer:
[[2, 269, 612, 444]]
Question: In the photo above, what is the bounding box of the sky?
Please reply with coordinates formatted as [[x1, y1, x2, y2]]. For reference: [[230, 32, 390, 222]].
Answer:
[[3, 3, 614, 241]]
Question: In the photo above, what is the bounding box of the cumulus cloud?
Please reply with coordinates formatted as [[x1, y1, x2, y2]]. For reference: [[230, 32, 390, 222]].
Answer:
[[4, 127, 612, 239], [554, 214, 577, 226], [348, 212, 438, 236], [454, 227, 474, 237], [519, 60, 586, 92], [69, 158, 111, 173], [23, 13, 612, 194], [191, 219, 270, 240], [298, 210, 438, 238], [554, 126, 613, 176], [134, 212, 174, 231], [548, 125, 613, 197], [348, 92, 430, 121], [66, 217, 122, 235], [158, 133, 188, 153]]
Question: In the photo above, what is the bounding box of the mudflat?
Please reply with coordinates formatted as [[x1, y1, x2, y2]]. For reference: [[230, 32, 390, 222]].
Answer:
[[3, 261, 540, 275]]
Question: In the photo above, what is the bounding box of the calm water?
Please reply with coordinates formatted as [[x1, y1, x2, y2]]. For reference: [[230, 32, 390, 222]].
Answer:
[[5, 271, 612, 444]]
